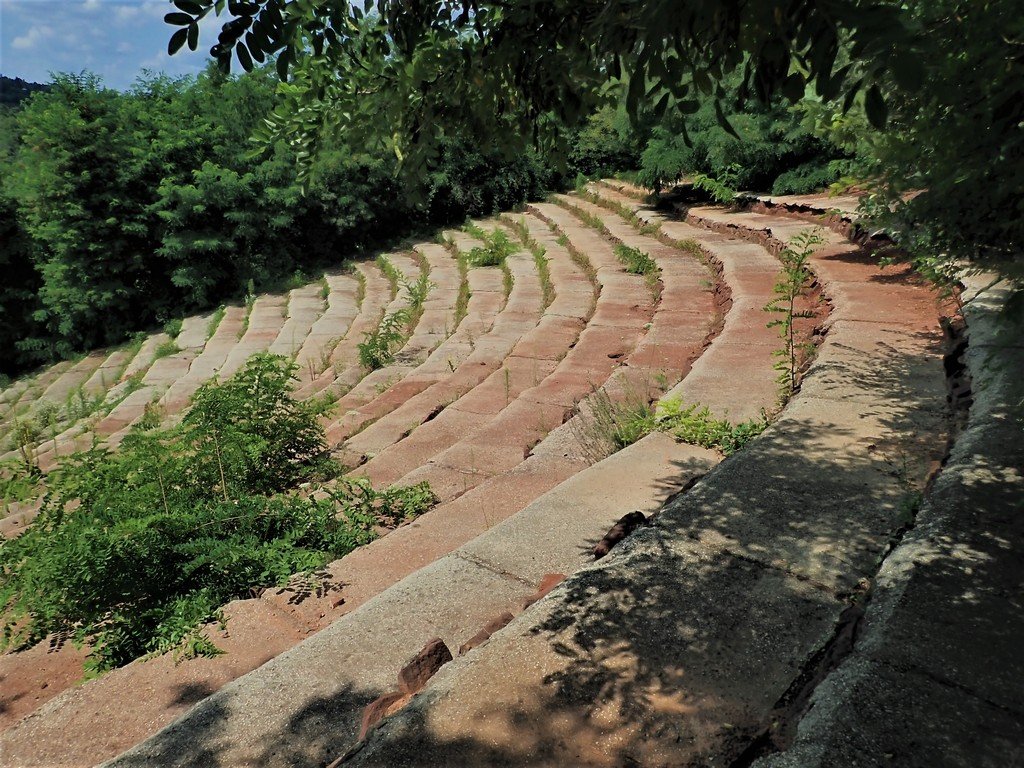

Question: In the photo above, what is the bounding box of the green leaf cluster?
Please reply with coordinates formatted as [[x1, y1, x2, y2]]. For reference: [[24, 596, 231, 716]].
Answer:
[[656, 399, 769, 456], [0, 354, 435, 672], [764, 229, 824, 402], [357, 310, 410, 371], [614, 244, 658, 278], [466, 227, 518, 268]]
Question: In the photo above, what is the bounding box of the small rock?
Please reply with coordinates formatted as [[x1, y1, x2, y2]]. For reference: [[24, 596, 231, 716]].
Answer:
[[397, 637, 453, 694], [593, 511, 647, 559], [357, 690, 412, 741], [518, 572, 567, 611], [458, 612, 515, 655]]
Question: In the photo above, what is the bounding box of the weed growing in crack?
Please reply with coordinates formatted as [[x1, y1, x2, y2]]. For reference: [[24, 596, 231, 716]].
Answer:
[[765, 229, 824, 403], [205, 306, 226, 340], [615, 244, 658, 277], [467, 227, 518, 267], [504, 215, 555, 309], [154, 339, 181, 360], [571, 388, 658, 464], [358, 309, 410, 370], [656, 398, 769, 455], [402, 270, 434, 314]]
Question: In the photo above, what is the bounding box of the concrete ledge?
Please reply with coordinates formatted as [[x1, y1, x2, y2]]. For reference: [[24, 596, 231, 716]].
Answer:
[[102, 436, 717, 768], [338, 205, 949, 768], [753, 277, 1024, 768]]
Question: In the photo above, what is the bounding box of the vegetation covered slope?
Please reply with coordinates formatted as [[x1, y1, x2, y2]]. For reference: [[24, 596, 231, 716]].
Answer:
[[172, 0, 1021, 286], [0, 67, 549, 378]]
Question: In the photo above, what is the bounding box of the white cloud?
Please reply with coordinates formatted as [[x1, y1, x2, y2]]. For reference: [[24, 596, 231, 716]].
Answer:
[[11, 24, 53, 50], [112, 1, 168, 25]]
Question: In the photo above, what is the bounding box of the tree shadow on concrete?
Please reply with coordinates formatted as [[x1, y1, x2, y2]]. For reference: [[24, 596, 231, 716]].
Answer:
[[110, 681, 379, 768], [112, 274, 990, 768], [329, 284, 967, 766]]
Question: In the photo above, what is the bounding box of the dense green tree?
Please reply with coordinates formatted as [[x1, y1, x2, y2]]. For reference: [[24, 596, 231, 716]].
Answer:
[[0, 191, 42, 376], [5, 73, 198, 354], [168, 0, 1021, 282], [567, 106, 646, 181], [637, 91, 850, 195], [0, 60, 567, 377]]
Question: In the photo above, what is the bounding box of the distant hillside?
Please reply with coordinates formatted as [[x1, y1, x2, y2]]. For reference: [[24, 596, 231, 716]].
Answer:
[[0, 76, 49, 108]]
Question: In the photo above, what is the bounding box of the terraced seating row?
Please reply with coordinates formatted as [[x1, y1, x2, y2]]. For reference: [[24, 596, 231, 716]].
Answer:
[[0, 266, 370, 480], [293, 262, 391, 401], [324, 244, 461, 446], [326, 191, 953, 767], [89, 198, 818, 767], [326, 231, 505, 449], [0, 337, 169, 472], [3, 183, 939, 768], [753, 273, 1023, 768], [591, 181, 819, 420], [0, 230, 490, 745], [94, 188, 942, 768], [0, 199, 720, 768], [293, 272, 361, 388]]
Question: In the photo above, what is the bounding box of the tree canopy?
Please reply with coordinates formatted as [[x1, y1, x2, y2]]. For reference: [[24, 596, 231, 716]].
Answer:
[[160, 0, 1023, 283]]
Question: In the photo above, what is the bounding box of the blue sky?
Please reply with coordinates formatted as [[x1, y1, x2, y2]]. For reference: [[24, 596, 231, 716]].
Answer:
[[1, 0, 226, 89]]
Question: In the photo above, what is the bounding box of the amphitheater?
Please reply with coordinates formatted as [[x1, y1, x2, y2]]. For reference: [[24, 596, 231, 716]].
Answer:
[[0, 181, 1020, 767]]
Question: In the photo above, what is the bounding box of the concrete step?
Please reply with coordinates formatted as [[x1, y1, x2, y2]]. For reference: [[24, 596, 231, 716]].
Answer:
[[330, 198, 950, 768], [351, 232, 554, 486], [91, 312, 215, 441], [159, 305, 249, 414], [323, 243, 462, 445], [293, 271, 361, 387], [325, 231, 505, 449], [293, 262, 391, 401], [380, 204, 658, 503], [216, 294, 289, 381], [267, 283, 328, 359], [583, 183, 804, 422], [104, 433, 721, 768], [317, 253, 421, 401], [752, 274, 1024, 768]]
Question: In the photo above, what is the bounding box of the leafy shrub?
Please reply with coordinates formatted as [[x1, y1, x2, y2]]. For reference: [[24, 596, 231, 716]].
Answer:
[[637, 89, 851, 195], [0, 354, 435, 673], [566, 106, 645, 179], [163, 318, 184, 339], [692, 171, 739, 204], [425, 138, 550, 224], [771, 159, 854, 195], [571, 388, 658, 463], [636, 126, 696, 193], [0, 460, 40, 508]]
